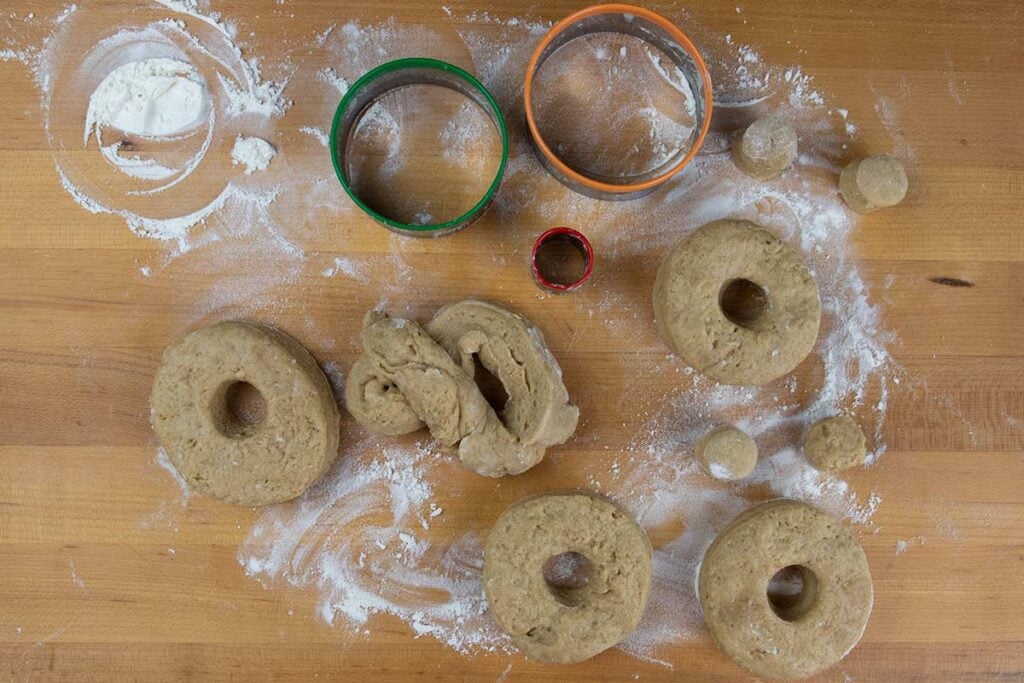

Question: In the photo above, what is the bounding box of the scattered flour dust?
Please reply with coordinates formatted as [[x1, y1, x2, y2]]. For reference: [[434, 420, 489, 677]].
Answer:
[[3, 2, 904, 670], [231, 135, 277, 174], [239, 438, 510, 654]]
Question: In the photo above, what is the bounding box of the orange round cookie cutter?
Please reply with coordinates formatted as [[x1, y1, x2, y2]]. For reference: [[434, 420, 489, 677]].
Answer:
[[524, 4, 714, 200]]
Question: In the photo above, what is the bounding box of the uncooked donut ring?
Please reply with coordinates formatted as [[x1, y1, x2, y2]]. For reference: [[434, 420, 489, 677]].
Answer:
[[150, 321, 340, 506], [653, 220, 821, 385], [484, 491, 652, 663], [699, 499, 873, 680]]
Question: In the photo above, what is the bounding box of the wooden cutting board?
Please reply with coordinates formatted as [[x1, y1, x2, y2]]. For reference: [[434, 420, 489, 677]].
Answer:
[[1, 0, 1021, 680]]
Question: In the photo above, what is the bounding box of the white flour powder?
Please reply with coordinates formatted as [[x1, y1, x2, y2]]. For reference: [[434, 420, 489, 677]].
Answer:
[[85, 57, 209, 142], [231, 135, 276, 173]]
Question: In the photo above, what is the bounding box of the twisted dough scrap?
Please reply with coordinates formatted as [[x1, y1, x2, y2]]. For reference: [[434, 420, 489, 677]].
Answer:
[[345, 300, 579, 477]]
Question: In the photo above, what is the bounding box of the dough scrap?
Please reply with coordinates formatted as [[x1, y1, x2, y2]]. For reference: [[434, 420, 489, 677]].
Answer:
[[150, 321, 340, 506], [699, 499, 873, 680], [803, 414, 867, 472], [733, 116, 798, 180], [839, 154, 908, 213], [653, 220, 821, 385], [695, 425, 758, 480], [345, 300, 579, 477], [483, 491, 652, 663]]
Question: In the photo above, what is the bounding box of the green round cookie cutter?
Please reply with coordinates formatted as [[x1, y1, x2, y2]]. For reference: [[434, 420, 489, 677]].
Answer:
[[330, 58, 510, 237]]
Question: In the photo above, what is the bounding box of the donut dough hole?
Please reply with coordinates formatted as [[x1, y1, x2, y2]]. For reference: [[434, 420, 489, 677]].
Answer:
[[484, 492, 652, 663], [803, 415, 867, 472], [839, 154, 908, 213], [733, 116, 798, 180], [150, 321, 340, 506], [696, 426, 758, 480], [653, 220, 822, 385], [699, 499, 873, 680], [345, 300, 579, 477]]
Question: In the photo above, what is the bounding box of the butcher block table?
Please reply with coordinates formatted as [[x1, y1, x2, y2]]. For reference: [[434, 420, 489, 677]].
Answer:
[[1, 0, 1022, 680]]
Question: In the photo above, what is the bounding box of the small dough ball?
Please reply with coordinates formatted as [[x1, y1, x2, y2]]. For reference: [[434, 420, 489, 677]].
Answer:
[[733, 116, 798, 180], [695, 426, 758, 481], [839, 154, 908, 213], [803, 415, 867, 472]]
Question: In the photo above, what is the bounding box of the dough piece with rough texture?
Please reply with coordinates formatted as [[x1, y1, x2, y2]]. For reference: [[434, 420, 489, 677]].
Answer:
[[699, 500, 873, 680], [484, 492, 652, 664], [347, 301, 578, 477], [426, 299, 579, 467], [839, 154, 908, 213], [345, 356, 424, 436], [653, 220, 821, 385], [695, 425, 758, 480], [151, 321, 340, 506], [803, 415, 867, 472], [733, 116, 798, 180]]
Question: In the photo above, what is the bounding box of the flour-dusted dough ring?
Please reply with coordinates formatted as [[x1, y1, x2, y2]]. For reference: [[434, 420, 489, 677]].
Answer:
[[151, 321, 340, 506], [484, 491, 652, 663], [653, 220, 821, 385], [699, 500, 873, 680], [733, 115, 798, 180]]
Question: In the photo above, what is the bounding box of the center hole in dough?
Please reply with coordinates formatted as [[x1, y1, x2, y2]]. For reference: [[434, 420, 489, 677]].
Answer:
[[767, 564, 819, 622], [543, 551, 594, 607], [534, 233, 590, 287], [216, 381, 267, 438], [719, 278, 770, 328], [472, 355, 509, 412]]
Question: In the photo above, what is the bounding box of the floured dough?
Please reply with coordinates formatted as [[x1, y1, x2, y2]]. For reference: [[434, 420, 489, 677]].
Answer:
[[695, 425, 758, 480], [150, 321, 340, 506], [345, 300, 579, 477], [839, 154, 908, 213], [653, 220, 821, 385], [483, 491, 652, 663], [699, 499, 873, 680], [803, 415, 867, 472], [733, 116, 798, 180]]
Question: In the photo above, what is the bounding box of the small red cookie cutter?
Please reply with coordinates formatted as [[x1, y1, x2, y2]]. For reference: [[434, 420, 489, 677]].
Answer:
[[531, 227, 595, 293]]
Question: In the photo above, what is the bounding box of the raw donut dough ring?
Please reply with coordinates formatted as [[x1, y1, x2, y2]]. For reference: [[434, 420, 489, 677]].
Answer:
[[699, 499, 873, 680], [653, 220, 821, 385], [803, 414, 866, 472], [484, 491, 652, 663], [151, 321, 340, 506]]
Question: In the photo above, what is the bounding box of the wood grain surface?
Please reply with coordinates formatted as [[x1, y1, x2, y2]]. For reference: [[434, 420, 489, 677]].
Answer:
[[1, 0, 1022, 681]]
